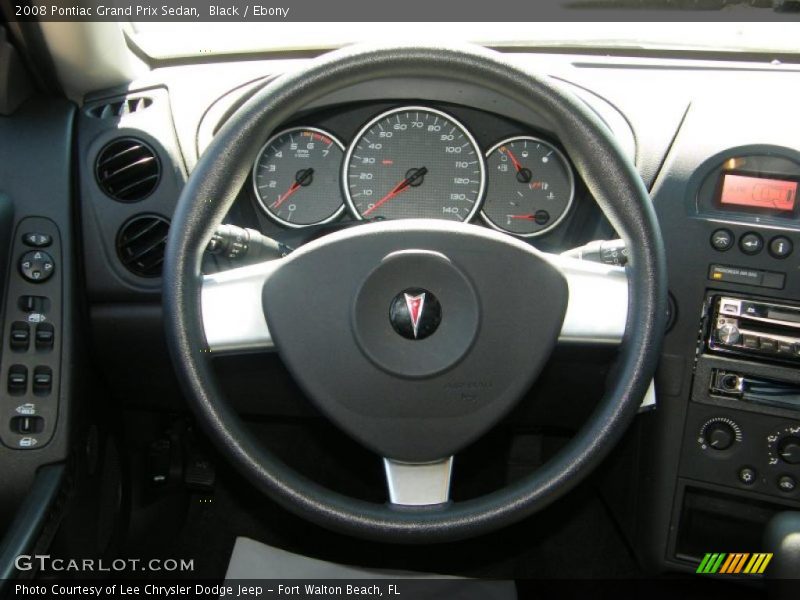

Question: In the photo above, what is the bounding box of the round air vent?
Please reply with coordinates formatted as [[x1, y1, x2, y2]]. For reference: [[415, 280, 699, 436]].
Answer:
[[116, 214, 170, 278], [95, 137, 161, 202]]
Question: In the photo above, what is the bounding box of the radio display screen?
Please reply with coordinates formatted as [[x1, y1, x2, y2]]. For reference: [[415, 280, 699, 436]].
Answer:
[[719, 174, 798, 212]]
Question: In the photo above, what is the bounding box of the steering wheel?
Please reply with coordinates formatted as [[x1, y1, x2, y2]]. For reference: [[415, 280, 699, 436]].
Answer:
[[163, 43, 666, 543]]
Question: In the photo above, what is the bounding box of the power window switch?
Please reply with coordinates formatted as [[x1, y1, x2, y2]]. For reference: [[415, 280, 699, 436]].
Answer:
[[33, 366, 52, 395], [8, 365, 28, 394], [35, 323, 54, 350], [10, 322, 30, 351], [11, 416, 44, 435]]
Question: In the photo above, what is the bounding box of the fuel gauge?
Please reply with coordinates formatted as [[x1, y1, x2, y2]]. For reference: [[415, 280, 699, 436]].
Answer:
[[481, 136, 574, 237]]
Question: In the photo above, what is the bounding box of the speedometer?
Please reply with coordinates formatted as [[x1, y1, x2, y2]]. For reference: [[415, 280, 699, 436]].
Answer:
[[344, 107, 485, 222]]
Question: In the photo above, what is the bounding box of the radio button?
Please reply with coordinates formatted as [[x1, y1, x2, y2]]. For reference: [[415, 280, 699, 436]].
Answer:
[[740, 232, 764, 255], [711, 229, 734, 251], [769, 236, 793, 259], [759, 338, 778, 353], [743, 334, 760, 350], [778, 341, 794, 354]]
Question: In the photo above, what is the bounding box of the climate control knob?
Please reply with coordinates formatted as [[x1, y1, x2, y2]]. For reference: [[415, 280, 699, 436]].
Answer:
[[777, 436, 800, 465], [699, 418, 741, 452]]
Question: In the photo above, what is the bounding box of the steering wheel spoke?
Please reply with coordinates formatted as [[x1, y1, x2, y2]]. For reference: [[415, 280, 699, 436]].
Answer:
[[547, 254, 629, 345], [201, 259, 282, 353], [383, 457, 454, 506]]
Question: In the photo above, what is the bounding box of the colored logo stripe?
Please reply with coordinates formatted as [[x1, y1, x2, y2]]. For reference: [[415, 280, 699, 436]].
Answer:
[[697, 553, 773, 575]]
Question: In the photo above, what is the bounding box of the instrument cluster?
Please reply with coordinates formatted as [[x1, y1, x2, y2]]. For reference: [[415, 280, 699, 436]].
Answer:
[[251, 104, 576, 238]]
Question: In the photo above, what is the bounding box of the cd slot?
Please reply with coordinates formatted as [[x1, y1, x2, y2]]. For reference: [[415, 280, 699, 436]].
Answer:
[[711, 369, 800, 411]]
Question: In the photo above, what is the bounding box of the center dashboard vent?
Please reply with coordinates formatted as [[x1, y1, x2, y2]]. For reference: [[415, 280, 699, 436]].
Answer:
[[116, 215, 170, 278], [87, 96, 153, 119], [95, 138, 161, 202]]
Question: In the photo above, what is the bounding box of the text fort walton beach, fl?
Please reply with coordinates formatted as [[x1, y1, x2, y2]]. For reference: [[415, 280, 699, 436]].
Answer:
[[20, 4, 291, 18]]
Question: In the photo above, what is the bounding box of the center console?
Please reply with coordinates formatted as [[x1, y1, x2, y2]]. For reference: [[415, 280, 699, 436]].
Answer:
[[638, 98, 800, 573]]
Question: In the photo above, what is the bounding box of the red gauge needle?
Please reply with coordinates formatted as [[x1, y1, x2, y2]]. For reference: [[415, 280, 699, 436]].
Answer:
[[507, 214, 536, 220], [503, 148, 533, 184], [362, 167, 427, 217], [504, 148, 524, 172], [271, 181, 301, 209], [271, 168, 314, 209]]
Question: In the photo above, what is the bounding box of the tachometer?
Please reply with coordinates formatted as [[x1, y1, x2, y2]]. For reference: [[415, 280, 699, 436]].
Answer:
[[252, 127, 345, 228], [481, 136, 574, 237], [344, 107, 485, 222]]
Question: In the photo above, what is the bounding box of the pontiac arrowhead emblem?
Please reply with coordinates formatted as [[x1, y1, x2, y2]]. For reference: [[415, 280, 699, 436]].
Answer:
[[389, 288, 441, 341]]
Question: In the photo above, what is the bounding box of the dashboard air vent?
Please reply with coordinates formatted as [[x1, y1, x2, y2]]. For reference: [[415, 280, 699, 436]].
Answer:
[[87, 97, 153, 119], [95, 138, 161, 202], [116, 215, 170, 278]]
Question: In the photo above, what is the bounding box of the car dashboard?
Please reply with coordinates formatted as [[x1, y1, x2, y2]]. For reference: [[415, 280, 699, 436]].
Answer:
[[1, 46, 800, 578]]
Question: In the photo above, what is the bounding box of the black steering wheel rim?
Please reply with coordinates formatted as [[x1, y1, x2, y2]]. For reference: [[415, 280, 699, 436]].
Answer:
[[163, 43, 667, 543]]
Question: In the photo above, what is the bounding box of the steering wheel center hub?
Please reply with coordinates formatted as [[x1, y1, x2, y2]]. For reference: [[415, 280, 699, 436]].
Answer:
[[260, 220, 570, 461], [354, 250, 478, 378]]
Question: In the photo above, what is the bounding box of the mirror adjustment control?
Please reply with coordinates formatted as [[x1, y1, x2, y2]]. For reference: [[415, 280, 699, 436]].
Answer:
[[19, 250, 55, 283], [10, 322, 30, 351], [22, 233, 52, 248], [8, 365, 28, 394]]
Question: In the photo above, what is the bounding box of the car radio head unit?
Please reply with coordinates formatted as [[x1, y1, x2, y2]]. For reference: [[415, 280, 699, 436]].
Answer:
[[709, 295, 800, 363]]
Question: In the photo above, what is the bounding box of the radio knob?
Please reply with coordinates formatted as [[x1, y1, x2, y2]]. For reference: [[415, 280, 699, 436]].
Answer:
[[703, 422, 736, 451], [777, 436, 800, 465], [716, 323, 740, 345]]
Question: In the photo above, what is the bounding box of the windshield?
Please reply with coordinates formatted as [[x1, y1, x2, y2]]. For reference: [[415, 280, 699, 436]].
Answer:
[[127, 22, 800, 60]]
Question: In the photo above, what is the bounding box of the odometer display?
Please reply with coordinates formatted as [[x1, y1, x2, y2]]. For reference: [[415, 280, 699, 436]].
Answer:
[[252, 127, 345, 228], [344, 107, 485, 222]]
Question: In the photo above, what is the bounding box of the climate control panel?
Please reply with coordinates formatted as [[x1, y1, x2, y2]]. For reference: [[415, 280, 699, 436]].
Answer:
[[681, 403, 800, 501]]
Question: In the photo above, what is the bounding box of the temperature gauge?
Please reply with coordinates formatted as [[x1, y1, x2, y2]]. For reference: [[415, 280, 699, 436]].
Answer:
[[252, 127, 346, 228], [481, 136, 574, 237]]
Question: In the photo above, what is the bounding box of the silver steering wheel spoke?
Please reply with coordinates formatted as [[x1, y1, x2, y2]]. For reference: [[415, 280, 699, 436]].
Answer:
[[383, 457, 454, 506], [201, 259, 282, 353], [546, 254, 629, 345], [200, 250, 629, 353]]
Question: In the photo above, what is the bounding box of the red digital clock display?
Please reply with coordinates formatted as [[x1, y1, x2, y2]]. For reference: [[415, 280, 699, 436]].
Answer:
[[720, 174, 798, 212]]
